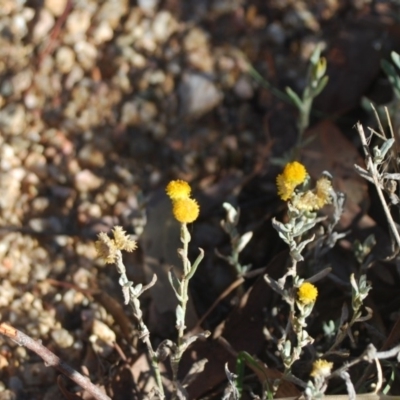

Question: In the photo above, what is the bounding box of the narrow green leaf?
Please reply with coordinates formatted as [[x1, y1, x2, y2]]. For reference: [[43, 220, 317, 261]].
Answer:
[[285, 87, 303, 110], [168, 269, 182, 301], [187, 248, 204, 280], [235, 352, 245, 398]]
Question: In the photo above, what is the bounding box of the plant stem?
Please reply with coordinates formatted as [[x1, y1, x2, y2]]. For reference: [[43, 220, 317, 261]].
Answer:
[[115, 252, 164, 398], [356, 122, 400, 248], [171, 223, 191, 398], [179, 223, 190, 340]]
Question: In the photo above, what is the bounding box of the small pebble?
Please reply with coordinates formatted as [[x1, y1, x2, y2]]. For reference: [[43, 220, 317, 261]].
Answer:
[[45, 0, 68, 16], [137, 0, 159, 14], [32, 9, 54, 43], [51, 328, 74, 348], [178, 72, 223, 117], [56, 46, 76, 74], [74, 41, 98, 70], [75, 169, 103, 192], [66, 9, 92, 37]]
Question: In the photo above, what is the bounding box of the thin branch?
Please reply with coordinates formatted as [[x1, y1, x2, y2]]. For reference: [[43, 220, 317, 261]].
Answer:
[[374, 358, 383, 395], [0, 323, 111, 400], [191, 277, 244, 332]]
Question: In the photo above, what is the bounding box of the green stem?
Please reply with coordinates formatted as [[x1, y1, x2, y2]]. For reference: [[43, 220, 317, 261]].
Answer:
[[143, 336, 164, 397], [171, 223, 191, 399], [179, 223, 190, 342], [298, 98, 312, 142]]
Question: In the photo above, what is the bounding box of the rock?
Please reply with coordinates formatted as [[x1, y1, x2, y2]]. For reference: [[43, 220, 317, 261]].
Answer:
[[178, 72, 222, 117], [186, 47, 214, 72], [74, 41, 98, 70], [11, 14, 29, 39], [96, 0, 128, 29], [152, 11, 178, 43], [55, 46, 76, 74], [1, 79, 14, 97], [266, 22, 286, 45], [183, 27, 209, 52], [24, 91, 41, 109], [90, 320, 116, 358], [139, 100, 157, 122], [234, 75, 254, 99], [31, 196, 49, 214], [28, 217, 63, 233], [65, 64, 84, 89], [74, 169, 103, 192], [11, 69, 32, 95], [91, 319, 116, 343], [45, 0, 68, 17], [103, 183, 119, 205], [78, 143, 105, 168], [138, 24, 157, 53], [66, 9, 92, 38], [24, 152, 48, 179], [0, 143, 20, 170], [32, 9, 55, 43], [51, 328, 74, 348], [92, 20, 114, 44], [121, 47, 147, 68], [121, 101, 140, 126], [77, 201, 102, 223], [0, 103, 26, 135], [137, 0, 159, 15]]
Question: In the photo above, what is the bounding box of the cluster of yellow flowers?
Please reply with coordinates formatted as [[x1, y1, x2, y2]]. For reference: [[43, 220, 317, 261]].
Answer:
[[276, 161, 332, 211], [166, 180, 200, 223]]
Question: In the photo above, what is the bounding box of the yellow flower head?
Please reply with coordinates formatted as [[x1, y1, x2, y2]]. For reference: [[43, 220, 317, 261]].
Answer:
[[297, 282, 318, 305], [315, 177, 332, 207], [276, 175, 296, 201], [282, 161, 307, 185], [166, 180, 191, 200], [310, 359, 333, 378], [276, 161, 307, 201], [95, 226, 137, 264], [291, 176, 333, 211], [112, 226, 137, 252], [173, 197, 200, 223], [95, 232, 119, 264]]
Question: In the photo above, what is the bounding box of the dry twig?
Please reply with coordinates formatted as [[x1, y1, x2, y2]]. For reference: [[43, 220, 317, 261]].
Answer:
[[0, 323, 111, 400]]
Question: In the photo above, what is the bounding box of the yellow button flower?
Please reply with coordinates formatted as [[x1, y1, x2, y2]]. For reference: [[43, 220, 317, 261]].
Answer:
[[310, 359, 333, 378], [297, 282, 318, 305], [172, 197, 200, 223], [166, 180, 191, 200], [276, 161, 307, 201]]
